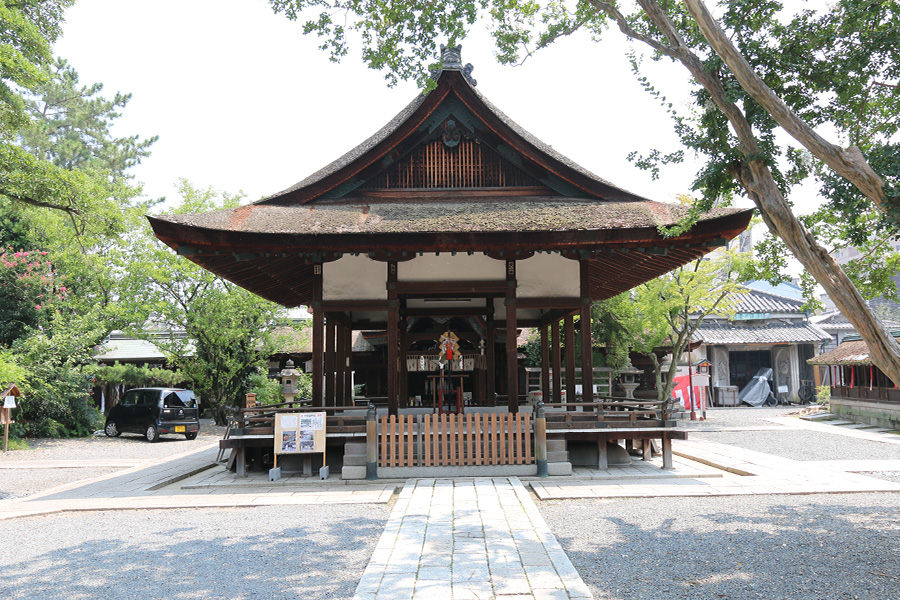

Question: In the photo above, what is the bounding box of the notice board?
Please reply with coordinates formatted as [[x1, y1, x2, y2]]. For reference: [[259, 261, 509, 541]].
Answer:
[[274, 412, 326, 455]]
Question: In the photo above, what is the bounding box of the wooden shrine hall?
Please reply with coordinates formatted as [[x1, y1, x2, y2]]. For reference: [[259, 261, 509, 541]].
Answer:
[[149, 46, 752, 475]]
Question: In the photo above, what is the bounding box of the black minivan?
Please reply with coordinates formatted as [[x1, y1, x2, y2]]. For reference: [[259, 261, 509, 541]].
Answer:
[[104, 388, 200, 442]]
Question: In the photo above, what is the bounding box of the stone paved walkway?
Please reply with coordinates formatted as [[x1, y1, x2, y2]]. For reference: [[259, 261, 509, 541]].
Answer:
[[353, 478, 593, 600]]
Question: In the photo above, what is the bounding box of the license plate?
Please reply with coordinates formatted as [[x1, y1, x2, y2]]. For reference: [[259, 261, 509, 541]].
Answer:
[[175, 426, 185, 432]]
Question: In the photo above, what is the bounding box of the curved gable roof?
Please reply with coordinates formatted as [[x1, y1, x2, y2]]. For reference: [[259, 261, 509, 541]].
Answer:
[[257, 66, 648, 206]]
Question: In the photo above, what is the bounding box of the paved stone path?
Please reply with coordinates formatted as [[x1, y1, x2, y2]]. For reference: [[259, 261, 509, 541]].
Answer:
[[353, 478, 593, 600]]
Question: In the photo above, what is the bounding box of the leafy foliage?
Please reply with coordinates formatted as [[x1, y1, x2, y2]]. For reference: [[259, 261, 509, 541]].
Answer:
[[132, 182, 286, 424], [597, 249, 750, 403], [92, 362, 184, 387]]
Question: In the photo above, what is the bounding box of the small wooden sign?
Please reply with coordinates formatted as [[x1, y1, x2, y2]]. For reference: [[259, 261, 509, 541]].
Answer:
[[274, 412, 326, 455]]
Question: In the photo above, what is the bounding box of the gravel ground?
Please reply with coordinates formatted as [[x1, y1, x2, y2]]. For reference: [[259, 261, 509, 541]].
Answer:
[[680, 406, 812, 429], [540, 493, 900, 600], [1, 418, 226, 462], [688, 429, 900, 462], [0, 503, 390, 600], [0, 467, 123, 500], [0, 419, 226, 500]]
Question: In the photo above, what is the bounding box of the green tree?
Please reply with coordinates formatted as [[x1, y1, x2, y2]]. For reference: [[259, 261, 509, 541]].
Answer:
[[133, 181, 286, 424], [602, 249, 749, 404], [266, 0, 900, 385]]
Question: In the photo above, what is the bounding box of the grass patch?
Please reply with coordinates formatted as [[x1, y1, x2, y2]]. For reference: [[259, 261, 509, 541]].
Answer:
[[3, 438, 30, 451]]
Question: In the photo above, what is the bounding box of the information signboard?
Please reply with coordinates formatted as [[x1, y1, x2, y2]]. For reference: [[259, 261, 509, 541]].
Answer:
[[274, 412, 326, 455]]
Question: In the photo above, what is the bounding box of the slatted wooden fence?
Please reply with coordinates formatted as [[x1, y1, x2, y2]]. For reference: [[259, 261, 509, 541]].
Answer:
[[379, 412, 533, 467]]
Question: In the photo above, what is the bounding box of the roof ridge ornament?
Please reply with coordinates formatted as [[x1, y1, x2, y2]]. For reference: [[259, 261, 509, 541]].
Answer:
[[432, 43, 477, 87]]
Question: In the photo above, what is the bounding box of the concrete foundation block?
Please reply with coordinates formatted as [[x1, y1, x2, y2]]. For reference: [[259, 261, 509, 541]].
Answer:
[[341, 465, 366, 480], [268, 467, 281, 481], [548, 462, 573, 476]]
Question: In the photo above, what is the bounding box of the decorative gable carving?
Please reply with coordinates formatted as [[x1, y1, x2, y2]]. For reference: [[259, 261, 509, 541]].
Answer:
[[360, 117, 544, 192]]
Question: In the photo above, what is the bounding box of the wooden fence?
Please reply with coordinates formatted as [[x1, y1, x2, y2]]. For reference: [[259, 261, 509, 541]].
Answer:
[[379, 412, 533, 467]]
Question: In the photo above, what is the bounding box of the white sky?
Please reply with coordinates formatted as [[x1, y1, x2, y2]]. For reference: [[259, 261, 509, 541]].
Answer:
[[54, 0, 762, 211]]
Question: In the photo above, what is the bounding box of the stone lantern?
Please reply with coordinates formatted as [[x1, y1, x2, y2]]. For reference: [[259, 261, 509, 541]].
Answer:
[[280, 359, 301, 406], [617, 358, 643, 400]]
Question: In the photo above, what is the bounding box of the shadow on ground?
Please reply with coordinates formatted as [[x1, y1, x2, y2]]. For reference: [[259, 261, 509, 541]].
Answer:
[[0, 504, 388, 600], [542, 494, 900, 600]]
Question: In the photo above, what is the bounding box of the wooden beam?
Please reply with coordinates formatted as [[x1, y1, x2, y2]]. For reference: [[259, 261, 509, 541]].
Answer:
[[320, 300, 389, 311], [401, 307, 490, 317], [395, 280, 507, 295], [551, 319, 562, 404], [515, 297, 581, 309]]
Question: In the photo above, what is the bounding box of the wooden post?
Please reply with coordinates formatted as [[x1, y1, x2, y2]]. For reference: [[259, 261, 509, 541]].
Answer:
[[387, 261, 399, 416], [565, 315, 576, 408], [486, 299, 496, 405], [540, 323, 550, 406], [662, 433, 673, 469], [551, 319, 562, 405], [335, 320, 345, 407], [580, 261, 594, 409], [343, 324, 353, 406], [366, 403, 378, 479], [312, 263, 324, 407], [400, 313, 408, 408], [597, 435, 608, 470], [325, 315, 336, 407], [534, 401, 548, 477], [506, 260, 518, 413]]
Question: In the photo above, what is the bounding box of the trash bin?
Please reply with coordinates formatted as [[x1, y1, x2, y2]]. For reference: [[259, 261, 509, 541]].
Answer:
[[715, 386, 739, 407]]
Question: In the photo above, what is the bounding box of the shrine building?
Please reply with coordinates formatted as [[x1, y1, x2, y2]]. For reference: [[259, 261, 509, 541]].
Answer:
[[149, 46, 752, 476]]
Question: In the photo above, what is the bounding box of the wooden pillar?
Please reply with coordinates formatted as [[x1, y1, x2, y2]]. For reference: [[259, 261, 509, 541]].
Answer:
[[580, 261, 594, 407], [387, 261, 399, 416], [564, 314, 576, 408], [343, 325, 353, 405], [597, 435, 608, 470], [399, 313, 409, 408], [312, 263, 324, 407], [486, 299, 496, 405], [506, 260, 518, 413], [335, 320, 345, 407], [540, 323, 550, 405], [551, 319, 562, 405], [325, 315, 336, 407]]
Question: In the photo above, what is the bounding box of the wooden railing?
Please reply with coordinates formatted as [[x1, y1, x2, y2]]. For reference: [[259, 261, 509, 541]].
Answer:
[[379, 412, 533, 468]]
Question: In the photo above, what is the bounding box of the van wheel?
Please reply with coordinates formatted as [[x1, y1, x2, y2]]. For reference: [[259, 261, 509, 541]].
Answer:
[[145, 425, 160, 443], [185, 431, 198, 440], [104, 421, 121, 437]]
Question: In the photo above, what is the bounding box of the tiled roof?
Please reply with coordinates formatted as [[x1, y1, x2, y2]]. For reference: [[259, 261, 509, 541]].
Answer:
[[733, 287, 805, 314], [698, 321, 831, 345], [96, 337, 170, 362], [807, 340, 874, 365]]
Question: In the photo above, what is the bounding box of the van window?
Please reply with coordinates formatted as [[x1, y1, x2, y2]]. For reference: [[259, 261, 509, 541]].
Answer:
[[164, 393, 186, 408]]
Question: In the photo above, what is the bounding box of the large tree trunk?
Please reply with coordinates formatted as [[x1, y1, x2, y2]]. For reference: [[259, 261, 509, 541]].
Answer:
[[592, 0, 900, 386], [683, 0, 886, 209]]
